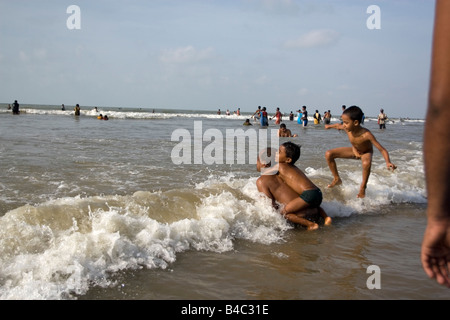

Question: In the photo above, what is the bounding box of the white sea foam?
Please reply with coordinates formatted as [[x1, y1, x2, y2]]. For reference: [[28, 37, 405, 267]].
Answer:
[[0, 176, 289, 299], [0, 105, 424, 124]]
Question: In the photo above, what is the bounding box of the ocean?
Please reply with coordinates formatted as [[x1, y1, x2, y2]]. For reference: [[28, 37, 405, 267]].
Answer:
[[0, 103, 448, 301]]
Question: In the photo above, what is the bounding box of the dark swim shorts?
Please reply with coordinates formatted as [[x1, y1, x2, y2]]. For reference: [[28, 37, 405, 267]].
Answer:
[[299, 188, 323, 208]]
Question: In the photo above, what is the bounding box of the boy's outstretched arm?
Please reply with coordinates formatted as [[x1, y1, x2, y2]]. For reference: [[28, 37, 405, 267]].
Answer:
[[325, 123, 344, 130], [369, 133, 397, 170], [379, 148, 396, 170]]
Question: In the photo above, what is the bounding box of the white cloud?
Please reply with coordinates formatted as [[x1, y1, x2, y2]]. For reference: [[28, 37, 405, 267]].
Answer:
[[159, 46, 215, 64], [244, 0, 300, 15], [255, 75, 269, 85], [337, 84, 351, 90], [75, 45, 85, 58], [16, 48, 48, 63], [19, 51, 30, 63], [298, 88, 309, 96], [33, 48, 47, 60], [157, 46, 217, 90], [284, 29, 340, 49]]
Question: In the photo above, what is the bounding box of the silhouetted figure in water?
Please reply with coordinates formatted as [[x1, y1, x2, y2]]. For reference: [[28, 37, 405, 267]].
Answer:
[[12, 100, 20, 115]]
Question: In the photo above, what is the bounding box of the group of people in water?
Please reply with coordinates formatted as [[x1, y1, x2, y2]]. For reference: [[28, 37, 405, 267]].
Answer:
[[217, 108, 241, 116], [7, 100, 20, 114], [249, 105, 337, 128], [255, 105, 397, 231], [7, 101, 110, 120], [75, 105, 110, 120], [243, 105, 393, 132], [74, 105, 109, 120]]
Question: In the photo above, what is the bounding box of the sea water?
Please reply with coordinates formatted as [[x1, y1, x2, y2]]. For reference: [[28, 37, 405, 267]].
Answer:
[[0, 104, 447, 300]]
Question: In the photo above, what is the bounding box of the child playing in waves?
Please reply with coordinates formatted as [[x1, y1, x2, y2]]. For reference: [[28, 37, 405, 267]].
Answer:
[[324, 106, 397, 198], [257, 145, 331, 230]]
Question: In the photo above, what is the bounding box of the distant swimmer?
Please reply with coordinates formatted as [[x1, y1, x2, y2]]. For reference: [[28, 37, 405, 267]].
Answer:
[[340, 105, 346, 124], [252, 106, 262, 120], [301, 106, 308, 126], [74, 104, 81, 116], [259, 107, 269, 127], [61, 104, 65, 111], [97, 114, 103, 120], [12, 100, 20, 115], [297, 109, 302, 124], [243, 119, 252, 126], [377, 108, 388, 129], [313, 110, 322, 125], [324, 110, 331, 124], [103, 115, 109, 120], [271, 107, 282, 125], [278, 123, 298, 137]]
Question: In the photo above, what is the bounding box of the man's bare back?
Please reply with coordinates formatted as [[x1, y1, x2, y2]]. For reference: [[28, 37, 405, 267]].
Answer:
[[256, 174, 324, 230], [257, 174, 300, 207]]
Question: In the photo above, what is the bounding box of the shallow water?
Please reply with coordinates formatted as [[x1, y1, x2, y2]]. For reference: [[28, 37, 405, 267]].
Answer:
[[0, 104, 447, 300]]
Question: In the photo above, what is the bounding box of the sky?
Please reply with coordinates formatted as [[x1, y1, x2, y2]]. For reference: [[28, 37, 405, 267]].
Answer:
[[0, 0, 436, 118]]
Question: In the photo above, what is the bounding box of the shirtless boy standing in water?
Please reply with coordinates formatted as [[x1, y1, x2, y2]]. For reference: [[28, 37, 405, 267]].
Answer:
[[256, 146, 331, 230], [278, 123, 298, 137], [325, 106, 397, 198]]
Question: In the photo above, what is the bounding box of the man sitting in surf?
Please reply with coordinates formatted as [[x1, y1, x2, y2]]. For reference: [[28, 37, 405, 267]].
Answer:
[[256, 147, 331, 230]]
